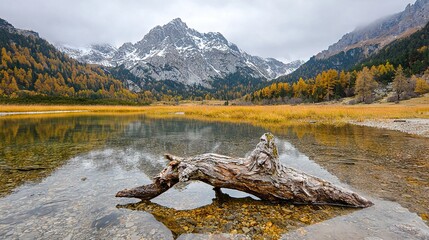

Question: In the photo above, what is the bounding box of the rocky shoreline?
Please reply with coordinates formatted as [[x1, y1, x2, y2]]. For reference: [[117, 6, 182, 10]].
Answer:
[[349, 119, 429, 138]]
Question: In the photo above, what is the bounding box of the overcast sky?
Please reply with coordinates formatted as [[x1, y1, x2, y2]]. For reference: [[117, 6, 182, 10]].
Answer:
[[0, 0, 415, 61]]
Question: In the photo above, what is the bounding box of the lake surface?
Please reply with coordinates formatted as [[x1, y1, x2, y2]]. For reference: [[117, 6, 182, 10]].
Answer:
[[0, 114, 428, 239]]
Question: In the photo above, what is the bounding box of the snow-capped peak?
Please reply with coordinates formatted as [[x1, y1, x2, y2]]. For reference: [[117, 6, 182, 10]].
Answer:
[[55, 18, 302, 87]]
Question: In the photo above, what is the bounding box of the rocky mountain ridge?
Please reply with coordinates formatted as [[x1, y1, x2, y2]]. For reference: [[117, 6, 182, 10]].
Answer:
[[317, 0, 429, 60], [56, 18, 302, 88], [0, 18, 40, 39]]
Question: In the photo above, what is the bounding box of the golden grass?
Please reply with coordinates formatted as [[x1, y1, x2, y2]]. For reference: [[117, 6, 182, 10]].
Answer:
[[142, 104, 429, 127], [1, 102, 428, 128]]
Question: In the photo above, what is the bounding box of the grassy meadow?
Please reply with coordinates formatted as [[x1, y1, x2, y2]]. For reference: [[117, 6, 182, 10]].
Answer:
[[1, 95, 428, 131]]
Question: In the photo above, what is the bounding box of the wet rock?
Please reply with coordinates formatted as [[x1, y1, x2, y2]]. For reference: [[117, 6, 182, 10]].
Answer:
[[22, 231, 39, 239], [63, 233, 73, 240], [130, 233, 140, 240], [125, 221, 134, 228], [91, 213, 120, 230], [224, 222, 234, 232]]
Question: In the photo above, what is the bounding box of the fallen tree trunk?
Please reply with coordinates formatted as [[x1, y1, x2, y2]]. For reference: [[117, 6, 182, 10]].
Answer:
[[116, 133, 373, 207]]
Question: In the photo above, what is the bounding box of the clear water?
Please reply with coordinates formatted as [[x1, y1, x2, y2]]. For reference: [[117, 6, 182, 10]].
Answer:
[[0, 114, 428, 239]]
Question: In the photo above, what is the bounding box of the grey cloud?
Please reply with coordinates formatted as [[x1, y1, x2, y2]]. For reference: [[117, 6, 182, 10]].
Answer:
[[0, 0, 414, 61]]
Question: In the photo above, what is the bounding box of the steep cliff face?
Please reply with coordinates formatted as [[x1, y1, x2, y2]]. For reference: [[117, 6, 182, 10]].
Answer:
[[317, 0, 429, 60]]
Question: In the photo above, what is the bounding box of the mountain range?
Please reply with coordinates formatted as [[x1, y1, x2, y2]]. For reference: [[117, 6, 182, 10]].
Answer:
[[56, 18, 303, 89]]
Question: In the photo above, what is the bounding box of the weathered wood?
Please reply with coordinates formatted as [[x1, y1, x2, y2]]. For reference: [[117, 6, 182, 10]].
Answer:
[[116, 133, 373, 207]]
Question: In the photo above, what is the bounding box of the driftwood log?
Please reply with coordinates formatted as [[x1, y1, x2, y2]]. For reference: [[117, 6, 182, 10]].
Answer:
[[116, 133, 373, 208]]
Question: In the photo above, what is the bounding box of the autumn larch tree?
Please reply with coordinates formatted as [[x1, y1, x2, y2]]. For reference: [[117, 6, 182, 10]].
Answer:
[[392, 65, 409, 101], [355, 67, 378, 103], [414, 77, 429, 95]]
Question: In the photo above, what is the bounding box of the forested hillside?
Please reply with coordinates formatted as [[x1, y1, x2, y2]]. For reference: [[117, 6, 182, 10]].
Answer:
[[359, 21, 429, 75], [0, 19, 139, 104], [275, 48, 367, 83], [252, 21, 429, 104]]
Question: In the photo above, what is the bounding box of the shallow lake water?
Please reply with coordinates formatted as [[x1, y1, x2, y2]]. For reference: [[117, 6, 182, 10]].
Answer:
[[0, 114, 428, 239]]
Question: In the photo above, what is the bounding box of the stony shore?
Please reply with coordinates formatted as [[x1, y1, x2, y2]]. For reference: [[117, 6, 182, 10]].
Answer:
[[349, 119, 429, 138]]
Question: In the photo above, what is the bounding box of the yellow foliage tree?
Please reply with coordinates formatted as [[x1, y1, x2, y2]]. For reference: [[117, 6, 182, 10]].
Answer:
[[392, 65, 408, 101], [414, 78, 429, 95], [355, 67, 378, 103], [1, 47, 12, 68], [293, 78, 308, 99]]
